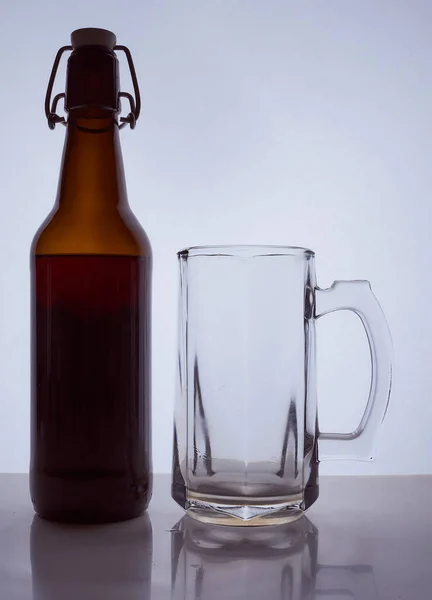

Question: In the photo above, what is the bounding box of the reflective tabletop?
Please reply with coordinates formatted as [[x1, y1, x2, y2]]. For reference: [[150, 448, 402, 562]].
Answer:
[[1, 474, 431, 599]]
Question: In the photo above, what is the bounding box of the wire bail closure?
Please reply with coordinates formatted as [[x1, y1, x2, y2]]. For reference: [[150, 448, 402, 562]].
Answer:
[[44, 44, 141, 130]]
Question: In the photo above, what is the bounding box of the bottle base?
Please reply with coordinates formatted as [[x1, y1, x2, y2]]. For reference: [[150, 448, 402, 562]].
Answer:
[[30, 471, 152, 524], [33, 506, 146, 524]]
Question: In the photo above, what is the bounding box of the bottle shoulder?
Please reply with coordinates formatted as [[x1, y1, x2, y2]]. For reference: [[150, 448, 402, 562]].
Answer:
[[31, 206, 152, 257]]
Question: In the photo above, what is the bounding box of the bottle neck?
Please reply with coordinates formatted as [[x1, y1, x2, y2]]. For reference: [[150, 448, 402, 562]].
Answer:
[[56, 110, 128, 212]]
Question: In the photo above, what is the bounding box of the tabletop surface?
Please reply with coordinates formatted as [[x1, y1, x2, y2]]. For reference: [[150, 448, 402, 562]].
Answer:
[[1, 473, 431, 600]]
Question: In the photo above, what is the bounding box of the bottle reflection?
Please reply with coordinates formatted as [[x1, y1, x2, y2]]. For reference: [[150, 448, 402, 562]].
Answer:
[[171, 516, 378, 600], [31, 514, 152, 600]]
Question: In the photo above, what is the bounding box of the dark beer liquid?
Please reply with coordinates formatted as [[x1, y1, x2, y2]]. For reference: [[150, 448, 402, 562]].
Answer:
[[30, 254, 151, 522]]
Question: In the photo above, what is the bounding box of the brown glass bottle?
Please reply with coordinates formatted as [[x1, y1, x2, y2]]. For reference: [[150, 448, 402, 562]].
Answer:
[[30, 29, 152, 523]]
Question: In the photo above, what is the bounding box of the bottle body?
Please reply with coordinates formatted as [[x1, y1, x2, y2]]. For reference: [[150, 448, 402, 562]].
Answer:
[[31, 252, 152, 522], [31, 39, 152, 522]]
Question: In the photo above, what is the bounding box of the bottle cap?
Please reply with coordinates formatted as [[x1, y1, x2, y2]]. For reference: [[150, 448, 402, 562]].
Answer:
[[46, 29, 140, 129], [71, 28, 116, 50]]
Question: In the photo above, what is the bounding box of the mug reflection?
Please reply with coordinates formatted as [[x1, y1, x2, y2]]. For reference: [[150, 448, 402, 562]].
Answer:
[[31, 513, 152, 600], [315, 564, 377, 599], [171, 516, 378, 600], [171, 515, 318, 600]]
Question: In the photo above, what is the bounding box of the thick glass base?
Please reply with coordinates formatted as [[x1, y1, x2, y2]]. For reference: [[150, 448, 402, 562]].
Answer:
[[185, 490, 304, 526]]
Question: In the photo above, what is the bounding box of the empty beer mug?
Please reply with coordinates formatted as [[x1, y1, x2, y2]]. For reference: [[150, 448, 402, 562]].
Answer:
[[172, 246, 392, 525]]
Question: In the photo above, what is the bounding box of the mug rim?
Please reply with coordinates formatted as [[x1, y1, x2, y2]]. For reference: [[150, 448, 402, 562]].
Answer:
[[178, 245, 315, 258]]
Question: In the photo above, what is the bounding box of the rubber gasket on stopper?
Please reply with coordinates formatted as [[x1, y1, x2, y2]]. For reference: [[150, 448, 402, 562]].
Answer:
[[71, 28, 117, 50]]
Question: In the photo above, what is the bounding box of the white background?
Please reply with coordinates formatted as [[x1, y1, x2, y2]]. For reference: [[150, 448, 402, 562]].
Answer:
[[0, 0, 431, 475]]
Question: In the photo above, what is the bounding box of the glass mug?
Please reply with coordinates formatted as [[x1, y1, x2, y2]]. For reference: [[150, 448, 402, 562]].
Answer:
[[172, 246, 392, 525]]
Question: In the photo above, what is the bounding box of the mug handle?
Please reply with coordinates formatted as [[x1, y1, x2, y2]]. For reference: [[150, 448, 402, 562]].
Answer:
[[316, 280, 393, 460]]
